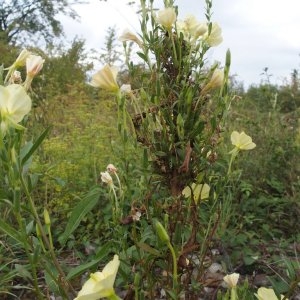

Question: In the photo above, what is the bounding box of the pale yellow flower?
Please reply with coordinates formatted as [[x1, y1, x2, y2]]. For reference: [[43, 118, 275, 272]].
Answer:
[[24, 55, 45, 90], [74, 255, 120, 300], [205, 23, 223, 47], [201, 68, 224, 95], [15, 49, 32, 67], [101, 171, 113, 186], [223, 273, 240, 288], [4, 49, 31, 84], [181, 15, 207, 41], [119, 29, 143, 48], [231, 131, 256, 151], [176, 15, 207, 44], [156, 7, 177, 30], [182, 183, 210, 204], [0, 84, 31, 135], [26, 55, 45, 78], [176, 20, 187, 36], [90, 65, 119, 92], [13, 49, 31, 68], [209, 69, 224, 88], [255, 287, 287, 300]]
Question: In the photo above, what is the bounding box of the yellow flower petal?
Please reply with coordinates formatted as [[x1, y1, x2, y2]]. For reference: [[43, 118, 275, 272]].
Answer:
[[74, 255, 120, 300], [255, 287, 287, 300], [90, 65, 119, 92], [223, 273, 240, 288], [0, 84, 31, 135], [231, 131, 256, 151], [205, 22, 223, 47], [182, 183, 210, 204], [157, 7, 177, 30]]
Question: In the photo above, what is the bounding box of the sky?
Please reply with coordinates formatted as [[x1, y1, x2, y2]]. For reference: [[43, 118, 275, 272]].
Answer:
[[60, 0, 300, 88]]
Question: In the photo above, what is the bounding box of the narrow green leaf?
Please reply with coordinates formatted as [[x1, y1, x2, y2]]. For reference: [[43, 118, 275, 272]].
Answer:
[[21, 126, 51, 165], [67, 258, 101, 280], [67, 242, 113, 280], [44, 262, 60, 294], [136, 51, 148, 62], [15, 264, 32, 280], [137, 242, 161, 256], [58, 188, 101, 246], [0, 220, 23, 244]]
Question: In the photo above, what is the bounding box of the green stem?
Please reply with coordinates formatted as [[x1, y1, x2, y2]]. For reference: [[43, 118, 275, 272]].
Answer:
[[15, 209, 44, 299], [108, 291, 122, 300], [20, 174, 76, 297], [111, 185, 119, 221], [169, 29, 178, 67], [227, 150, 238, 176], [167, 241, 178, 297], [231, 287, 237, 300]]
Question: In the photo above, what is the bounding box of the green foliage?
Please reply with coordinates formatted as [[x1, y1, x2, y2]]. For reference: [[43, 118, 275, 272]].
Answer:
[[1, 1, 299, 299], [226, 84, 300, 198], [100, 26, 122, 65], [0, 0, 82, 45]]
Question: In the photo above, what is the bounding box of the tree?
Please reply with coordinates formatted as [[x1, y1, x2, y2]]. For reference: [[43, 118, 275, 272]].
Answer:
[[0, 0, 84, 45], [99, 26, 122, 66]]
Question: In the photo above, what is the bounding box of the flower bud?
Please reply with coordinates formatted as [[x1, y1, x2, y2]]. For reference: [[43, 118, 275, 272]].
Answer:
[[154, 220, 170, 243], [101, 171, 113, 186], [26, 55, 44, 78], [225, 49, 231, 68], [14, 49, 31, 67], [119, 29, 143, 48], [107, 164, 118, 173], [43, 208, 51, 226], [36, 223, 41, 237], [223, 273, 239, 288]]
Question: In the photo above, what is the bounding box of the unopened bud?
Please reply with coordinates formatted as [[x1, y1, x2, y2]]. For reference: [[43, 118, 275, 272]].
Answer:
[[14, 49, 31, 67], [36, 223, 41, 237], [43, 209, 51, 226], [154, 220, 170, 243], [225, 49, 231, 68], [26, 55, 44, 78]]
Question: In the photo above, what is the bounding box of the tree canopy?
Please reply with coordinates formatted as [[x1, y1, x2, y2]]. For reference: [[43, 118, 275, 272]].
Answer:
[[0, 0, 84, 45]]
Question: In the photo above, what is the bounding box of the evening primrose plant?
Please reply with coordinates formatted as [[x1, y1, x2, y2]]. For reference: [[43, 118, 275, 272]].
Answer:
[[0, 50, 77, 299], [1, 1, 292, 299], [86, 0, 244, 297], [0, 2, 262, 299]]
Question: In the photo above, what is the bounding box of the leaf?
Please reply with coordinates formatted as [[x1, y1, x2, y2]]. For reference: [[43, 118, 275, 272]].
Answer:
[[0, 220, 23, 244], [155, 151, 167, 157], [67, 242, 113, 280], [190, 119, 205, 138], [67, 258, 101, 280], [58, 187, 101, 246], [21, 126, 51, 165], [15, 264, 32, 280], [137, 242, 161, 256], [136, 51, 148, 62], [44, 262, 60, 294]]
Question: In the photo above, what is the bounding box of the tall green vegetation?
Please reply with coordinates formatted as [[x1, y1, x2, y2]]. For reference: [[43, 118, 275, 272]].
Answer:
[[0, 0, 299, 299]]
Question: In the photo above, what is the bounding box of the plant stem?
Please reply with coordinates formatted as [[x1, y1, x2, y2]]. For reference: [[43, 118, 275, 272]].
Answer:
[[20, 174, 76, 297], [108, 292, 122, 300], [167, 241, 178, 297]]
